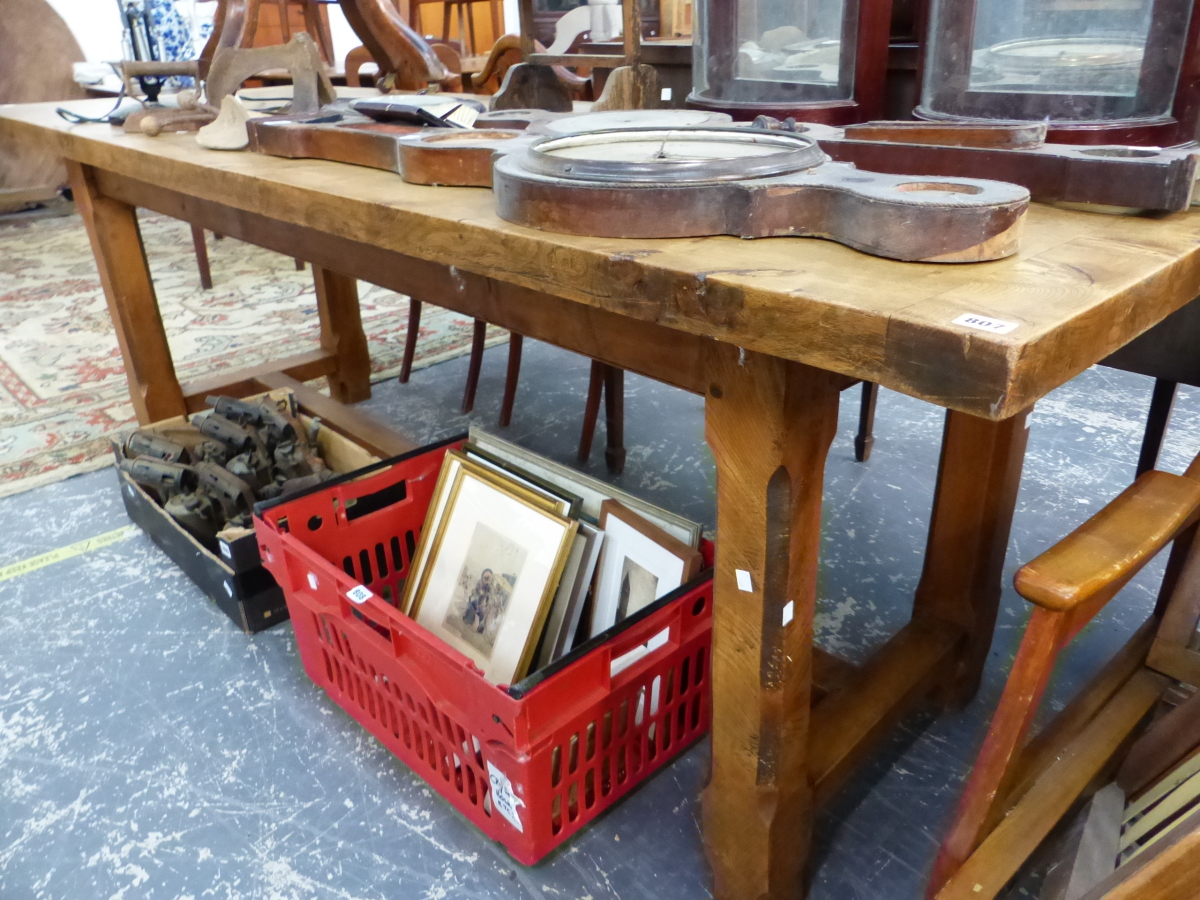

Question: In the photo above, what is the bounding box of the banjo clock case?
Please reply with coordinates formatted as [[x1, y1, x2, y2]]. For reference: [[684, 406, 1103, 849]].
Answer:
[[493, 127, 1030, 262], [915, 0, 1200, 145], [687, 0, 894, 123]]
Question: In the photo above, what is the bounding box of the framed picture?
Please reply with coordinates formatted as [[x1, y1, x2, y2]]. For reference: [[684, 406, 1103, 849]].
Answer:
[[405, 461, 578, 684], [589, 500, 704, 638], [468, 427, 703, 547], [534, 520, 604, 671], [462, 442, 583, 519], [401, 449, 565, 615]]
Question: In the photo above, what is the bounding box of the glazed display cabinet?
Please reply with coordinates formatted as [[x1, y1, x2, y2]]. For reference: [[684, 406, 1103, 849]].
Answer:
[[916, 0, 1200, 144], [688, 0, 892, 122]]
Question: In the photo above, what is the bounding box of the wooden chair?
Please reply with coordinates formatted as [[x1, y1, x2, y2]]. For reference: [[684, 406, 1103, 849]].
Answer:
[[465, 32, 524, 93], [1101, 296, 1200, 478], [466, 32, 591, 97], [926, 451, 1200, 899], [261, 0, 337, 65], [408, 0, 502, 58], [397, 309, 626, 471], [1035, 690, 1200, 900]]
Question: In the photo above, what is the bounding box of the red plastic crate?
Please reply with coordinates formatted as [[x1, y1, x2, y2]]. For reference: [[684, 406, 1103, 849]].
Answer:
[[254, 438, 713, 864]]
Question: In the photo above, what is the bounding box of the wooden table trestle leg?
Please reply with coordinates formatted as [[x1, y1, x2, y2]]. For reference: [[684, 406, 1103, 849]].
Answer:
[[702, 345, 843, 900], [66, 160, 186, 425], [313, 265, 372, 404], [913, 409, 1031, 708]]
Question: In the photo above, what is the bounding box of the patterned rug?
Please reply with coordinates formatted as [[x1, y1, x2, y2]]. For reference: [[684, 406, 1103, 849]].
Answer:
[[0, 212, 502, 498]]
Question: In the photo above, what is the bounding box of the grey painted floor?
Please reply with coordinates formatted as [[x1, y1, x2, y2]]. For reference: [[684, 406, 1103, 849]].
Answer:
[[2, 337, 1198, 900]]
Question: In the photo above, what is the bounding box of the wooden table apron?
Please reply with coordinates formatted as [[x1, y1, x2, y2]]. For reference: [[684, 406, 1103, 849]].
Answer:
[[8, 101, 1200, 900]]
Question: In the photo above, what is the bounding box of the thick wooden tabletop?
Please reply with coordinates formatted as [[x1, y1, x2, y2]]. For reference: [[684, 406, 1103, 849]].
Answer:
[[5, 99, 1200, 420]]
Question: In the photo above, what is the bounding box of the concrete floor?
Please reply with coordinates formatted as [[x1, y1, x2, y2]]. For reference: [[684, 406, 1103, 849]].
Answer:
[[2, 337, 1198, 900]]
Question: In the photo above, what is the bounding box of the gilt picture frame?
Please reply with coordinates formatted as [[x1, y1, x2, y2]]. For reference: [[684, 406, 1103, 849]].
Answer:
[[401, 450, 561, 615], [405, 461, 578, 684]]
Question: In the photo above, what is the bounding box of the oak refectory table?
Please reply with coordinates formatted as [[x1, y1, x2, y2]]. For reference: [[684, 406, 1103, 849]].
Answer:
[[5, 99, 1200, 900]]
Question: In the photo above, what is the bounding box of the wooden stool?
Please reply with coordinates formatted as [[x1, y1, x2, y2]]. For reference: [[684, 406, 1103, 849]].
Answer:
[[408, 0, 501, 58], [927, 451, 1200, 899]]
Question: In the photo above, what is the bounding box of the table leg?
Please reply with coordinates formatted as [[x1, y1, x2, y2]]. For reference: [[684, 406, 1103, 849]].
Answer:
[[913, 409, 1031, 708], [67, 161, 185, 425], [313, 265, 371, 404], [702, 346, 843, 900]]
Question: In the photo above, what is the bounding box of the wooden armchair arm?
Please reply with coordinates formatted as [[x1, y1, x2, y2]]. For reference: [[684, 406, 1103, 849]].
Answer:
[[1015, 471, 1200, 612]]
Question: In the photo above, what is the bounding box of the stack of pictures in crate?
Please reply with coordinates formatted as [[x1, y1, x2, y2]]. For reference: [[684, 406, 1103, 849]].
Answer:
[[398, 429, 704, 686]]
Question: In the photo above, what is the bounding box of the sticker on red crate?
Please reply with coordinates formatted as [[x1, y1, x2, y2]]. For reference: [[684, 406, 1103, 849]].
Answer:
[[346, 585, 373, 604], [487, 762, 526, 832]]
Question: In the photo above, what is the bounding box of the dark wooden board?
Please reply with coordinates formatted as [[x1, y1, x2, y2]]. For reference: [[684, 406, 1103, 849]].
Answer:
[[810, 125, 1199, 213]]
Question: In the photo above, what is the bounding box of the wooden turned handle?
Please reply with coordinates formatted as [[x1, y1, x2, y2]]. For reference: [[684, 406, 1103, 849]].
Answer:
[[493, 157, 1031, 263], [122, 60, 201, 79]]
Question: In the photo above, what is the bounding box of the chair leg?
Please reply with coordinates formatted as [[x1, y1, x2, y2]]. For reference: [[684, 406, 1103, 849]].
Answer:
[[276, 0, 292, 41], [464, 1, 475, 55], [399, 298, 422, 384], [855, 381, 878, 462], [294, 258, 305, 270], [303, 0, 336, 64], [460, 318, 487, 414], [442, 1, 452, 41], [499, 333, 523, 426], [926, 607, 1066, 899], [603, 366, 626, 474], [190, 225, 213, 290], [1137, 378, 1178, 477], [578, 360, 605, 463], [489, 0, 501, 43]]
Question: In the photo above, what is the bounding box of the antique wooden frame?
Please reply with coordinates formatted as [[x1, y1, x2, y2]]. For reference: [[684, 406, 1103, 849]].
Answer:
[[589, 499, 704, 635]]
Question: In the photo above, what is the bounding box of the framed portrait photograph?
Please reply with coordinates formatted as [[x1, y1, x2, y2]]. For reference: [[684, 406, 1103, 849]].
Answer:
[[405, 462, 578, 684], [588, 500, 704, 638]]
